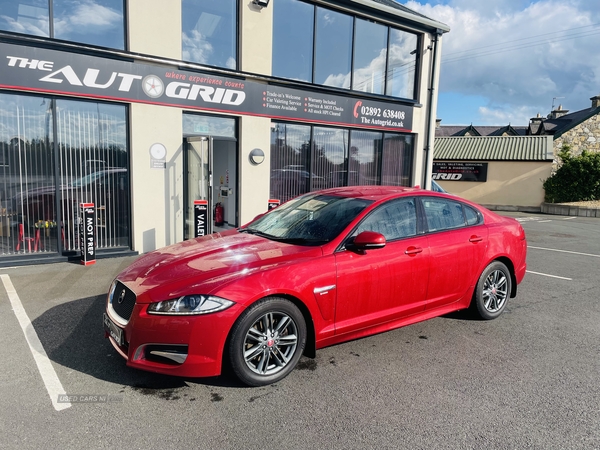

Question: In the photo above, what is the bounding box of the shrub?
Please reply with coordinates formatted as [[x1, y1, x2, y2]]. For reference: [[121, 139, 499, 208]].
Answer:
[[543, 145, 600, 203]]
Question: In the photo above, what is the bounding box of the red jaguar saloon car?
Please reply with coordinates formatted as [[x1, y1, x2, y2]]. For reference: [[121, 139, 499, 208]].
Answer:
[[104, 186, 527, 386]]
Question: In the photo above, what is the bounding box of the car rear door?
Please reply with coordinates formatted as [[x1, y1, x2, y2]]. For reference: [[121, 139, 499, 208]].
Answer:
[[333, 198, 430, 336], [420, 197, 488, 310]]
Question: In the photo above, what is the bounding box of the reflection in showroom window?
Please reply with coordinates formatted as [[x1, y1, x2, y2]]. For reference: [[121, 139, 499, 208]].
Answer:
[[182, 0, 237, 69], [0, 0, 125, 49]]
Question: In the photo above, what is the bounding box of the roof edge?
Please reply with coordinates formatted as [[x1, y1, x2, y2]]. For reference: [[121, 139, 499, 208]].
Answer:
[[349, 0, 451, 32], [553, 106, 600, 140]]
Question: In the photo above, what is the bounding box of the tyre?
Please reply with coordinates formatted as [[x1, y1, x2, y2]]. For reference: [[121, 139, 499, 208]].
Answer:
[[228, 297, 306, 387], [472, 261, 512, 320]]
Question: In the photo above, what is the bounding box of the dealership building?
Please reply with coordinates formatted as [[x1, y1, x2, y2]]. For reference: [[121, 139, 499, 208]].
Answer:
[[0, 0, 448, 266]]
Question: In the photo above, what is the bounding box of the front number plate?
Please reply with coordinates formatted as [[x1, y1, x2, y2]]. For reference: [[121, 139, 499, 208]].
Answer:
[[103, 313, 124, 346]]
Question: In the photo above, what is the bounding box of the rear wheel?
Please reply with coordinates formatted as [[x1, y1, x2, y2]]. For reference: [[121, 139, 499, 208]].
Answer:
[[472, 261, 511, 320], [228, 297, 306, 386]]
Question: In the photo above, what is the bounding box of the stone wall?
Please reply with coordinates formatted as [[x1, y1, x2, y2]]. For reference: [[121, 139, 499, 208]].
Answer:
[[554, 112, 600, 157]]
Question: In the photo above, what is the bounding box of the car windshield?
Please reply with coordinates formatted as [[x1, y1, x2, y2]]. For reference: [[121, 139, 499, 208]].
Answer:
[[242, 194, 372, 245]]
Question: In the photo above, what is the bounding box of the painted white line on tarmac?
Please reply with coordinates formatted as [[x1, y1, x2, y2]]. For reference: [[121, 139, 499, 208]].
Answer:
[[537, 220, 552, 223], [562, 217, 577, 220], [1, 274, 71, 411], [528, 246, 600, 259], [526, 270, 572, 281]]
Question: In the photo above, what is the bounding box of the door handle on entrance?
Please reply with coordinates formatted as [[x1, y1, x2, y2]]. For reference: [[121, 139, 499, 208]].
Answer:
[[469, 235, 483, 243], [405, 246, 423, 255]]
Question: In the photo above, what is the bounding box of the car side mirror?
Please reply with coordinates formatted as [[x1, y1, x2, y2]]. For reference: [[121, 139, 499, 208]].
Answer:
[[346, 231, 386, 253]]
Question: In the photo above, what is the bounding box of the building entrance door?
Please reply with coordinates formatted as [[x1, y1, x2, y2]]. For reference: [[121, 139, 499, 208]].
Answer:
[[184, 136, 237, 240]]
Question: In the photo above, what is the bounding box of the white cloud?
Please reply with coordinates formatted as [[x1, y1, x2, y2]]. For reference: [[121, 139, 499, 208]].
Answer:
[[406, 0, 600, 124], [53, 0, 121, 37]]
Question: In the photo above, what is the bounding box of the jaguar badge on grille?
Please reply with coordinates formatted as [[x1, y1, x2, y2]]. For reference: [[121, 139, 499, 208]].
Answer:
[[117, 289, 126, 304]]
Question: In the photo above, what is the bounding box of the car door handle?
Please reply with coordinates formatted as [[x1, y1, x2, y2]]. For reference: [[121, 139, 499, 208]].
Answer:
[[469, 235, 483, 243], [405, 246, 423, 255]]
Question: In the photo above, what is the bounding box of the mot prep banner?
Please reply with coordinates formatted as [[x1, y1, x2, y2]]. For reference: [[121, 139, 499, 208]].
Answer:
[[79, 203, 96, 266], [0, 41, 413, 132]]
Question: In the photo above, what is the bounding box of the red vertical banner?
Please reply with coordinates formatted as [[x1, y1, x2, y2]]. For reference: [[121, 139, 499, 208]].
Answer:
[[194, 200, 209, 237], [79, 203, 96, 266], [268, 199, 280, 211]]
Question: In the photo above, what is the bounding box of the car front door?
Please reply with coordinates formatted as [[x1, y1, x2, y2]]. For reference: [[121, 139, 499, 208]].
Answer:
[[333, 198, 430, 337]]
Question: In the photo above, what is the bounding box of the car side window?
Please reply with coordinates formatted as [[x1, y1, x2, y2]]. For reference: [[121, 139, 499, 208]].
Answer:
[[354, 198, 417, 241], [422, 198, 466, 232], [464, 204, 482, 226]]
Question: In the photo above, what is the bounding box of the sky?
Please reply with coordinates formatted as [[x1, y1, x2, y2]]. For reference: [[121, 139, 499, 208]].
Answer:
[[404, 0, 600, 126]]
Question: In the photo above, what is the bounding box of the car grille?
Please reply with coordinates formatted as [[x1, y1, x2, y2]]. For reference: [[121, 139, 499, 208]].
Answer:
[[111, 281, 137, 322]]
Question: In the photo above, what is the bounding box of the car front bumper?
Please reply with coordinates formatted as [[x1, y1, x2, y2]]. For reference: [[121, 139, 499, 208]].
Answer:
[[104, 302, 244, 378]]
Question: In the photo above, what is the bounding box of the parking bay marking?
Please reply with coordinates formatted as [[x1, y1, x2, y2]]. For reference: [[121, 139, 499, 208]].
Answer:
[[0, 274, 71, 411], [526, 270, 572, 281], [529, 246, 600, 259]]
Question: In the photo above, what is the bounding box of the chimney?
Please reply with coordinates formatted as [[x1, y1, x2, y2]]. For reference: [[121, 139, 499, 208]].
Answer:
[[529, 113, 543, 124], [549, 104, 569, 119], [592, 95, 600, 109], [435, 119, 442, 128]]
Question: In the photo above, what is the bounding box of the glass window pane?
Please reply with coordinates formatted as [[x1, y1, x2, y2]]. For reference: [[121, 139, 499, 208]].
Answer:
[[314, 7, 352, 88], [53, 0, 124, 49], [348, 130, 382, 186], [423, 199, 466, 232], [353, 18, 388, 95], [183, 113, 236, 138], [386, 28, 417, 99], [0, 0, 49, 36], [381, 134, 413, 186], [355, 198, 417, 240], [56, 99, 129, 249], [272, 0, 313, 82], [182, 0, 237, 69], [312, 127, 349, 189], [0, 93, 54, 255], [270, 123, 311, 203]]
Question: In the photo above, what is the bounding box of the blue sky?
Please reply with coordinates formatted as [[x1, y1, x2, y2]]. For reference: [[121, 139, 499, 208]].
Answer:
[[405, 0, 600, 126]]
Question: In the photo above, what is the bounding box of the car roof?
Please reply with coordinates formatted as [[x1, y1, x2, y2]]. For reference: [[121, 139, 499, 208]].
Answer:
[[314, 185, 423, 201]]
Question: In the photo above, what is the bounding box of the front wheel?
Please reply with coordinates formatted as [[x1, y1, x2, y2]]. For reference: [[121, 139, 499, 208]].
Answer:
[[471, 261, 512, 320], [228, 297, 306, 386]]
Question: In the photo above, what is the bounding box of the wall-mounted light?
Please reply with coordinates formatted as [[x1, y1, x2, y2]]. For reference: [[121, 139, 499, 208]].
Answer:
[[252, 0, 270, 9], [249, 148, 265, 165]]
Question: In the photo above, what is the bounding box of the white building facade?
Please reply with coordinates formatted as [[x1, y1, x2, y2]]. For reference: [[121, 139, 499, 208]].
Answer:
[[0, 0, 448, 265]]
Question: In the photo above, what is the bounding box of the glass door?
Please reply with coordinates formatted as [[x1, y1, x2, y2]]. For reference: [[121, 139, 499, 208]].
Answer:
[[184, 136, 212, 240]]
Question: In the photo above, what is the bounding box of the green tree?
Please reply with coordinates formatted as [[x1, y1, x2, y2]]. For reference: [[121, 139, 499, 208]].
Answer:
[[543, 144, 600, 203]]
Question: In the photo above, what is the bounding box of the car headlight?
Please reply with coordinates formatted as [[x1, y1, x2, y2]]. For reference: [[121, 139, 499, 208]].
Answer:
[[147, 295, 234, 315]]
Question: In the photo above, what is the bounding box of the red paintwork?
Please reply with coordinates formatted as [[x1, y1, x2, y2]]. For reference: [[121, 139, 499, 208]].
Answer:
[[105, 187, 527, 378]]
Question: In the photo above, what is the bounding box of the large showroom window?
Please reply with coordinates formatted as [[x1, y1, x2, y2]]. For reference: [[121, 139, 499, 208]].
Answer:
[[270, 122, 413, 203], [272, 0, 419, 100], [182, 0, 238, 69], [0, 92, 130, 258], [0, 0, 125, 49]]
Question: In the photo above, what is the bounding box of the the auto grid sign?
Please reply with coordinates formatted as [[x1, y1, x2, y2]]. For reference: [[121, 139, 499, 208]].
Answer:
[[0, 41, 413, 132]]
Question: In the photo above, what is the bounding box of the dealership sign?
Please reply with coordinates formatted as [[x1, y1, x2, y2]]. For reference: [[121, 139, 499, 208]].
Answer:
[[432, 162, 488, 182], [0, 42, 413, 132]]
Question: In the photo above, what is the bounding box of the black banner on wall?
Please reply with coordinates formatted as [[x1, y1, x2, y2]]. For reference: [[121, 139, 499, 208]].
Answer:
[[0, 41, 413, 132], [194, 200, 208, 238], [79, 203, 96, 266], [432, 162, 488, 182]]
